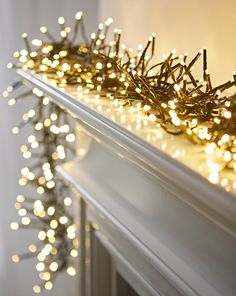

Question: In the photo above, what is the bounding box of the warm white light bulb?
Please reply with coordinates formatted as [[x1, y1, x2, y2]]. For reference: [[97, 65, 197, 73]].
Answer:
[[10, 222, 19, 230], [58, 17, 65, 25], [67, 266, 76, 276]]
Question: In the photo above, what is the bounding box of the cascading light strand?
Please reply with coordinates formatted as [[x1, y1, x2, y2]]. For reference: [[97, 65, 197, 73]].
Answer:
[[4, 82, 78, 293]]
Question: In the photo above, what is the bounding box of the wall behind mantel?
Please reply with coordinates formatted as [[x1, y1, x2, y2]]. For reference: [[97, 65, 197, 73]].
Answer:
[[0, 1, 98, 296], [99, 0, 236, 86]]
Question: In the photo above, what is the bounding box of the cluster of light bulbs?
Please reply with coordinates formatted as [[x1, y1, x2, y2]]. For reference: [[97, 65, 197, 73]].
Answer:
[[9, 12, 235, 177], [4, 81, 77, 293]]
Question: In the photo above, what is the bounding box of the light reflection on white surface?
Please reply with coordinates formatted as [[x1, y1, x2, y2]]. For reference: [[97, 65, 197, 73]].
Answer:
[[46, 78, 236, 195]]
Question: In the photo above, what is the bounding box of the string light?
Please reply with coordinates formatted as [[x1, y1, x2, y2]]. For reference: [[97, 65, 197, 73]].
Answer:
[[6, 72, 77, 293]]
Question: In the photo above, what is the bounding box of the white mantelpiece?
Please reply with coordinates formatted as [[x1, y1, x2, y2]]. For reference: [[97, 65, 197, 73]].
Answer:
[[18, 70, 236, 296]]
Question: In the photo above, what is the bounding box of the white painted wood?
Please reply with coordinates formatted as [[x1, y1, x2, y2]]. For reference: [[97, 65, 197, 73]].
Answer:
[[57, 138, 236, 296], [89, 223, 112, 296], [87, 203, 184, 296], [94, 231, 161, 296], [79, 198, 86, 296]]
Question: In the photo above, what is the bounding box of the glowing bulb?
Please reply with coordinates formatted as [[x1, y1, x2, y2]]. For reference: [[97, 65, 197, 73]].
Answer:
[[19, 56, 27, 63], [32, 39, 42, 47], [47, 180, 55, 189], [60, 124, 69, 133], [37, 253, 46, 262], [28, 135, 36, 143], [64, 197, 72, 206], [221, 134, 230, 143], [44, 118, 51, 127], [33, 285, 41, 294], [67, 266, 76, 276], [47, 229, 55, 238], [67, 225, 76, 239], [49, 262, 58, 272], [149, 114, 157, 122], [47, 206, 55, 216], [174, 84, 181, 91], [36, 262, 45, 272], [59, 50, 67, 57], [8, 98, 16, 106], [21, 217, 30, 225], [224, 151, 231, 161], [105, 17, 113, 26], [11, 255, 20, 263], [15, 202, 21, 210], [12, 127, 19, 134], [45, 281, 53, 291], [58, 17, 65, 25], [13, 51, 20, 58], [75, 11, 83, 20], [70, 249, 78, 257], [7, 63, 13, 69], [109, 73, 116, 79], [18, 208, 27, 216], [50, 220, 58, 229], [41, 272, 51, 281], [34, 199, 43, 209], [43, 97, 50, 105], [66, 134, 75, 142], [50, 113, 57, 121], [43, 244, 53, 255], [28, 244, 37, 253], [16, 195, 25, 203], [23, 151, 31, 159], [38, 231, 46, 240], [31, 141, 39, 149], [96, 62, 103, 70], [205, 143, 216, 154], [35, 122, 43, 130], [59, 216, 68, 224], [209, 172, 219, 184], [61, 63, 70, 72], [143, 105, 151, 111], [10, 222, 19, 230], [42, 162, 50, 170], [40, 26, 47, 33]]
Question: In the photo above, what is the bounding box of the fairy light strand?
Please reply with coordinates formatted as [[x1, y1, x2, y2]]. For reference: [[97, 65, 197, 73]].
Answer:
[[8, 11, 236, 174], [5, 83, 77, 293]]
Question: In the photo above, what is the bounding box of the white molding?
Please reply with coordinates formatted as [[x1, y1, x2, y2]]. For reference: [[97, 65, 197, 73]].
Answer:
[[94, 231, 161, 296], [57, 139, 236, 296]]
